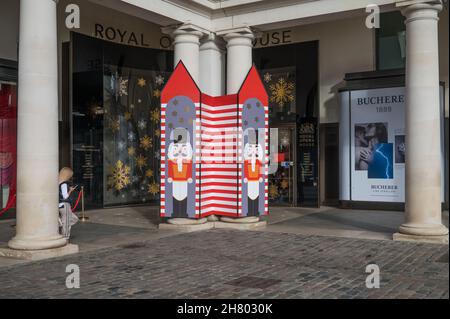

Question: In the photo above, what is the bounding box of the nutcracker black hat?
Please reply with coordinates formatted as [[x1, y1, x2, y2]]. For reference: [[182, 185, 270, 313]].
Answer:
[[171, 128, 189, 144], [247, 129, 259, 145]]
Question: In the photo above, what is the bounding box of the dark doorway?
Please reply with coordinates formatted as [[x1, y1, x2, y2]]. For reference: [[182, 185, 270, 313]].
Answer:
[[253, 41, 319, 207], [320, 123, 339, 206]]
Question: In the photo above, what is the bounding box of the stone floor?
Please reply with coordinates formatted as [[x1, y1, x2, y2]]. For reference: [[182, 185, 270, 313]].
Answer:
[[0, 229, 448, 299], [0, 206, 448, 299]]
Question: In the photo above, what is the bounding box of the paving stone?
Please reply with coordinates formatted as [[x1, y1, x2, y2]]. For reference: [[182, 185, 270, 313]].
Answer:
[[0, 229, 447, 299]]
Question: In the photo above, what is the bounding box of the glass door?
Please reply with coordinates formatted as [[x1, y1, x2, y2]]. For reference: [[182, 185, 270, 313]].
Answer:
[[0, 81, 17, 211], [269, 126, 296, 206]]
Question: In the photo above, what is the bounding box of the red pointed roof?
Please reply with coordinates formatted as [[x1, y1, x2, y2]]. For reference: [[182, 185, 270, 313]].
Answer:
[[238, 65, 269, 105], [161, 61, 200, 104]]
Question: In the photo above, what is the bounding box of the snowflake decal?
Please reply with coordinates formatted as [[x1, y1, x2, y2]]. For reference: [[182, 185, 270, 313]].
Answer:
[[155, 75, 165, 86], [153, 89, 161, 99], [148, 182, 160, 195], [150, 109, 160, 123], [118, 140, 126, 151], [136, 154, 147, 170], [109, 118, 120, 133], [118, 77, 128, 97], [263, 72, 272, 83], [128, 146, 136, 157], [269, 183, 280, 199], [138, 119, 147, 130], [269, 77, 295, 107], [124, 111, 132, 121], [140, 135, 152, 150], [137, 77, 146, 87], [108, 160, 131, 191], [145, 169, 154, 178], [128, 131, 136, 142]]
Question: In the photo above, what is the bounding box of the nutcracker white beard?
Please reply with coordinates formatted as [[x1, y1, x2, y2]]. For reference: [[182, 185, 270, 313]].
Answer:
[[243, 143, 263, 171], [168, 142, 193, 170], [244, 143, 263, 209]]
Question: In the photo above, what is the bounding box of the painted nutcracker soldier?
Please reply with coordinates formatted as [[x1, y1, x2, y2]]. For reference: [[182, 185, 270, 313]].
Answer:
[[243, 130, 264, 217], [167, 128, 193, 218]]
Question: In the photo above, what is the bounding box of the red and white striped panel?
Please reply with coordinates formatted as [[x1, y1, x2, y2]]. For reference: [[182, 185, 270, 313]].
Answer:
[[200, 95, 240, 217], [264, 107, 269, 215], [160, 103, 167, 217]]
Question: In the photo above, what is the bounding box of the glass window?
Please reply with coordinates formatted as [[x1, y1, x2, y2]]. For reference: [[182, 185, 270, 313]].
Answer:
[[71, 32, 173, 208], [377, 11, 406, 70]]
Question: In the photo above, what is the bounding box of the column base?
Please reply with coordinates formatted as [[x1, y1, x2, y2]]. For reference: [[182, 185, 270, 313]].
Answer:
[[0, 244, 79, 261], [393, 232, 449, 244], [398, 223, 449, 237], [159, 218, 212, 232], [214, 220, 267, 230], [8, 234, 68, 251], [220, 216, 260, 224], [217, 216, 267, 230], [207, 215, 220, 222]]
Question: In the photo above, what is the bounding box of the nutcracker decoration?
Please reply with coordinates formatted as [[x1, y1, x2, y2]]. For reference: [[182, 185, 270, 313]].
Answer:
[[161, 62, 268, 219]]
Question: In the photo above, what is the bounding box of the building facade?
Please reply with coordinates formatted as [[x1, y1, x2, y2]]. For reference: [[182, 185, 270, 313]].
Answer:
[[0, 0, 448, 253]]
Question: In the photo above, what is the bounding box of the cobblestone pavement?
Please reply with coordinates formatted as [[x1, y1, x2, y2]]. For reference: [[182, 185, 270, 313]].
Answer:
[[0, 229, 448, 299]]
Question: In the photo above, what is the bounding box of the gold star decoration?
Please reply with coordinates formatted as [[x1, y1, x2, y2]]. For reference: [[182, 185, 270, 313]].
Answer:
[[109, 118, 120, 133], [140, 135, 152, 150], [145, 169, 154, 178], [269, 183, 280, 199], [108, 160, 131, 191], [150, 109, 160, 123], [153, 89, 161, 98], [136, 154, 147, 170], [148, 182, 160, 195], [269, 77, 295, 107], [127, 147, 136, 157], [137, 77, 146, 87], [124, 111, 132, 121], [280, 179, 289, 190]]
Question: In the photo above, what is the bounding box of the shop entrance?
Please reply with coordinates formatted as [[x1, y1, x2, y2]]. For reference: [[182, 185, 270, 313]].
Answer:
[[254, 40, 319, 207], [269, 125, 296, 206]]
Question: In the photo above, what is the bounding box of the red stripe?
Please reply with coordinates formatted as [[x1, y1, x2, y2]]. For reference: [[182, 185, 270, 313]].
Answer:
[[201, 189, 239, 195], [201, 182, 238, 187], [201, 115, 238, 122], [200, 175, 238, 179], [201, 203, 238, 209], [202, 93, 238, 106], [197, 196, 237, 203]]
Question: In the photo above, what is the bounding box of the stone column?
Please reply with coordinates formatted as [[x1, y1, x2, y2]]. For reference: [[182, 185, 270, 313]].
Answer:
[[220, 28, 264, 227], [167, 24, 203, 84], [8, 0, 68, 250], [223, 28, 255, 94], [394, 0, 448, 243], [199, 33, 225, 222], [199, 33, 225, 96], [161, 24, 207, 227]]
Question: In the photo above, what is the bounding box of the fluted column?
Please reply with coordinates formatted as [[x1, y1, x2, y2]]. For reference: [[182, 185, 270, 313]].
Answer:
[[199, 33, 225, 96], [394, 0, 448, 243], [223, 29, 254, 94], [8, 0, 67, 250]]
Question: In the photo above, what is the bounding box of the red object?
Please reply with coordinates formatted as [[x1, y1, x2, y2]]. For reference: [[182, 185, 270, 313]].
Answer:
[[274, 153, 285, 163], [167, 160, 193, 181], [0, 83, 17, 215], [161, 62, 269, 218], [244, 160, 263, 181]]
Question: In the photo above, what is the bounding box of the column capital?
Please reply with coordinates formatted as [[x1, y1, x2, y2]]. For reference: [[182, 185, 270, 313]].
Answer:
[[218, 27, 255, 48], [162, 23, 207, 40], [200, 33, 226, 53], [396, 0, 443, 21]]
